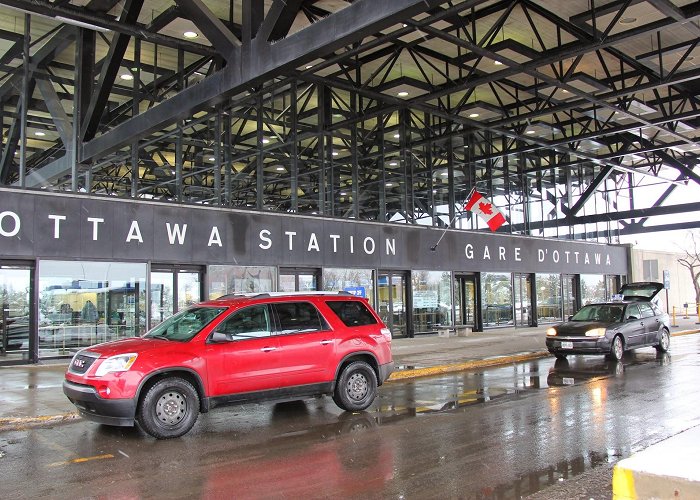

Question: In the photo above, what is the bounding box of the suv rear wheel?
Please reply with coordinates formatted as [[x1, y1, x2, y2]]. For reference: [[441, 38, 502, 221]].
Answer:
[[333, 361, 378, 412], [137, 377, 200, 439]]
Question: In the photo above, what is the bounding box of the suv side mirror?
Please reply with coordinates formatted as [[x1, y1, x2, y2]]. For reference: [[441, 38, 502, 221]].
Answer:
[[209, 331, 230, 343]]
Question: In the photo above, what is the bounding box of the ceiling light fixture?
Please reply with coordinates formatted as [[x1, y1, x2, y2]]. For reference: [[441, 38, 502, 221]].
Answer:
[[619, 17, 637, 24], [397, 91, 409, 97], [120, 73, 134, 81], [494, 60, 503, 65], [183, 31, 199, 39], [34, 131, 46, 136], [469, 113, 479, 118]]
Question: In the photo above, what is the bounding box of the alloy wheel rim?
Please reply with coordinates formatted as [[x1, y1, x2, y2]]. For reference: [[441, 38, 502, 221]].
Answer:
[[614, 338, 623, 359], [156, 391, 186, 425]]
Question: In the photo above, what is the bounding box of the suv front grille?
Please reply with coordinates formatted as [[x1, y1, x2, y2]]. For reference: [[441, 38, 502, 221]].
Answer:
[[69, 351, 100, 375]]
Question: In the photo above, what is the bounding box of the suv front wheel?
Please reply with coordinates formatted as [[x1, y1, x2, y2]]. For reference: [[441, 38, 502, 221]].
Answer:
[[137, 377, 200, 439], [333, 361, 378, 412]]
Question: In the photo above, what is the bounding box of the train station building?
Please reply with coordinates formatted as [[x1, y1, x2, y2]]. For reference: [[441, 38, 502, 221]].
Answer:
[[1, 0, 699, 364]]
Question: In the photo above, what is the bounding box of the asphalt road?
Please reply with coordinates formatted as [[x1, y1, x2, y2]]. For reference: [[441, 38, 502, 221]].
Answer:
[[1, 335, 699, 499]]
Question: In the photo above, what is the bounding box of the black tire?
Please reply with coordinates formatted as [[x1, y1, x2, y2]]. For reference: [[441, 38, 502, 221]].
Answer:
[[655, 328, 670, 353], [136, 377, 200, 439], [332, 361, 378, 412], [606, 335, 624, 361]]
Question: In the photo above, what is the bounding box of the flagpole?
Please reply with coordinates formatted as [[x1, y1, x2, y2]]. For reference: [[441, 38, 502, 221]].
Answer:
[[429, 187, 477, 251]]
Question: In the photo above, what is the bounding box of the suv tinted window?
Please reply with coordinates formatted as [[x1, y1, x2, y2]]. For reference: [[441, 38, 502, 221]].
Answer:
[[326, 300, 377, 327], [213, 305, 271, 341], [274, 302, 326, 334]]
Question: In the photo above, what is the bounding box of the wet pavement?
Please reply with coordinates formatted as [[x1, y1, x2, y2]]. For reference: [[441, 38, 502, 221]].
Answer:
[[1, 316, 699, 426]]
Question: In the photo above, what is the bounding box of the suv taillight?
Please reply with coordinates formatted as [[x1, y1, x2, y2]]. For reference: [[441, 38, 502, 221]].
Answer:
[[380, 327, 392, 342]]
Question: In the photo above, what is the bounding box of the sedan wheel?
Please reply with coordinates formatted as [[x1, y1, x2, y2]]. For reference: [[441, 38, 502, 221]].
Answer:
[[656, 329, 670, 353], [607, 335, 624, 361]]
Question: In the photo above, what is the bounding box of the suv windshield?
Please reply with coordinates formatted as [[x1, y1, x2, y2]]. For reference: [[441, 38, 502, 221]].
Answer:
[[571, 304, 624, 323], [144, 306, 227, 342]]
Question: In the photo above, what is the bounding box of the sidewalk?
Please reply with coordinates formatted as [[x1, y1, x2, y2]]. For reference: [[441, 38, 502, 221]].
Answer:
[[1, 315, 698, 428]]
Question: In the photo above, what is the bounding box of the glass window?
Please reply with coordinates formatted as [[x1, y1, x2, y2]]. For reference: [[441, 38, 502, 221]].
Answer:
[[211, 305, 271, 341], [322, 268, 375, 307], [481, 273, 513, 327], [638, 303, 655, 318], [572, 304, 623, 322], [208, 266, 276, 298], [411, 270, 452, 333], [273, 302, 326, 334], [146, 306, 227, 341], [536, 274, 562, 323], [580, 274, 605, 305], [326, 300, 377, 327], [1, 267, 31, 361], [38, 261, 147, 357], [625, 304, 641, 320]]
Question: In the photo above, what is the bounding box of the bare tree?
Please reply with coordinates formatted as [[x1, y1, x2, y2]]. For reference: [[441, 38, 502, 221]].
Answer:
[[678, 231, 700, 312]]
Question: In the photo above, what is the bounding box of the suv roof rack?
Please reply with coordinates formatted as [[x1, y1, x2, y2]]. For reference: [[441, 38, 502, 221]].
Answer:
[[214, 291, 353, 301]]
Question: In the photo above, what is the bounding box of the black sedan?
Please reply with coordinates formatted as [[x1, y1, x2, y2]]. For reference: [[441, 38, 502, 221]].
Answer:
[[546, 282, 670, 361]]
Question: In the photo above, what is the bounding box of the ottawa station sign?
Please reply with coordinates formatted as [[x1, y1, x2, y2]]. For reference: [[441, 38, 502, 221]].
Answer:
[[0, 189, 628, 275]]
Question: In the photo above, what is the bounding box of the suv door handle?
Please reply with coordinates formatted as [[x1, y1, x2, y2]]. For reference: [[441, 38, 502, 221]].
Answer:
[[320, 340, 333, 345], [260, 346, 277, 352]]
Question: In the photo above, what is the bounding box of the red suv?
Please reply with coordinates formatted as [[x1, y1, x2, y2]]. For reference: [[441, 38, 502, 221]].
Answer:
[[63, 292, 394, 438]]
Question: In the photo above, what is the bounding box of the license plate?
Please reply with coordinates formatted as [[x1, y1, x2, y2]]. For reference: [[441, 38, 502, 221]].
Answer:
[[561, 341, 573, 349], [563, 377, 574, 385]]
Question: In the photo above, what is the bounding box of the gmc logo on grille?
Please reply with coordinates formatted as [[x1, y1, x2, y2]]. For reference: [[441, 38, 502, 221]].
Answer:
[[73, 358, 85, 368]]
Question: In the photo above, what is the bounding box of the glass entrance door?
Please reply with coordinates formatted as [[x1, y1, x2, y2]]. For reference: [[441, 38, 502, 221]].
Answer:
[[562, 275, 577, 319], [279, 268, 320, 292], [1, 266, 32, 364], [514, 273, 532, 327], [378, 271, 408, 338], [455, 275, 476, 328], [149, 267, 203, 329]]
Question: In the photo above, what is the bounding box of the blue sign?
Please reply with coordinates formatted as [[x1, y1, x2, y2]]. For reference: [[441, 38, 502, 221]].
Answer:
[[344, 286, 366, 298]]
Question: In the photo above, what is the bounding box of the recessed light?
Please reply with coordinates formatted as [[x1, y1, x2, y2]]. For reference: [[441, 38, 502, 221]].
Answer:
[[332, 151, 339, 156], [561, 89, 569, 93], [120, 73, 133, 81], [619, 17, 637, 24], [469, 113, 479, 118], [340, 191, 347, 196], [34, 131, 46, 136], [208, 157, 216, 161], [494, 60, 503, 66], [183, 31, 198, 39], [526, 130, 535, 134], [385, 182, 394, 187], [394, 133, 400, 138], [262, 138, 270, 144], [305, 65, 313, 69], [397, 91, 409, 97], [276, 166, 285, 171]]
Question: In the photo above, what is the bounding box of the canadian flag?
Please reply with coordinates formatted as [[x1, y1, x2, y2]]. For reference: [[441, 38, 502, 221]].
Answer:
[[465, 190, 507, 231]]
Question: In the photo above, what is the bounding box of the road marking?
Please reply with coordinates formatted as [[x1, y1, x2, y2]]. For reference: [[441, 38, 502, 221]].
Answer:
[[48, 454, 114, 467]]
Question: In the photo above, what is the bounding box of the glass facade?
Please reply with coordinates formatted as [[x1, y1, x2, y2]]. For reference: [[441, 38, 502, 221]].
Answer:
[[481, 273, 514, 327], [38, 261, 147, 358], [208, 266, 276, 298], [536, 274, 563, 323], [322, 268, 375, 307], [580, 274, 606, 305], [0, 266, 31, 362], [411, 271, 452, 334]]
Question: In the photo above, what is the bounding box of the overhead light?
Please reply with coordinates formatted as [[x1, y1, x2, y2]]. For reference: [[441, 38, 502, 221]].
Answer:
[[183, 31, 199, 39], [208, 157, 216, 161], [397, 91, 409, 97], [34, 131, 46, 136], [262, 138, 270, 144], [469, 113, 479, 118], [494, 60, 503, 66], [305, 65, 313, 69], [394, 133, 400, 139], [340, 191, 347, 196], [276, 166, 285, 171], [120, 73, 134, 81], [389, 161, 398, 166], [561, 89, 569, 93], [441, 172, 448, 177], [526, 130, 535, 134], [55, 16, 110, 32], [385, 182, 394, 187], [619, 17, 637, 24], [332, 151, 339, 156]]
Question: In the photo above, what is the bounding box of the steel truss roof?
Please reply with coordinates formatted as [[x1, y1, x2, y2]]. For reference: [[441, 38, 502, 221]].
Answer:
[[1, 0, 700, 240]]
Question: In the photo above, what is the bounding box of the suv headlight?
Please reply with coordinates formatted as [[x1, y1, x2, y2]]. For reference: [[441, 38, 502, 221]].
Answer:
[[94, 353, 138, 377], [585, 328, 607, 337]]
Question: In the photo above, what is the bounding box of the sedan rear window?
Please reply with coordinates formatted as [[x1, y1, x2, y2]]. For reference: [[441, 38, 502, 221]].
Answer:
[[326, 300, 378, 327]]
